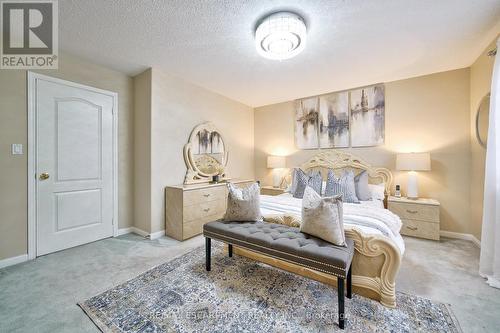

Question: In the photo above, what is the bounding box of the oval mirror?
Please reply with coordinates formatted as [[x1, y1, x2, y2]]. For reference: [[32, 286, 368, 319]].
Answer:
[[183, 122, 228, 184], [475, 93, 490, 149]]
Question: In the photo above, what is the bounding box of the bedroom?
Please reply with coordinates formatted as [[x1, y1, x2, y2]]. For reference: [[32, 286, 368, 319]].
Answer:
[[0, 0, 499, 332]]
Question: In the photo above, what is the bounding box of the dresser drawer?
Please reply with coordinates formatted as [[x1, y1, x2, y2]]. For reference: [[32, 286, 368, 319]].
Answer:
[[183, 214, 222, 239], [401, 219, 439, 240], [183, 186, 226, 205], [183, 219, 205, 240], [183, 199, 225, 223], [389, 202, 439, 223]]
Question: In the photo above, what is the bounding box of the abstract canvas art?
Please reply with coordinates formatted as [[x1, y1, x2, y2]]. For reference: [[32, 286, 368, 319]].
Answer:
[[295, 97, 319, 149], [318, 92, 349, 148], [294, 84, 385, 149], [350, 85, 385, 147]]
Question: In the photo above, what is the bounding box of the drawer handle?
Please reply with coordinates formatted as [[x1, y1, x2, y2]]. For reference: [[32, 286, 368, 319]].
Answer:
[[406, 226, 418, 231], [406, 209, 418, 214], [203, 208, 210, 212], [204, 194, 211, 197]]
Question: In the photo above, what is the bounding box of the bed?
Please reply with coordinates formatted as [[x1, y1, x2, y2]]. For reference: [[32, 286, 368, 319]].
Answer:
[[233, 151, 403, 308]]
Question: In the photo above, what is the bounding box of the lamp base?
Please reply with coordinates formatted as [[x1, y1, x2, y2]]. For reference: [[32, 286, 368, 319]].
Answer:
[[272, 169, 282, 188], [407, 171, 419, 199]]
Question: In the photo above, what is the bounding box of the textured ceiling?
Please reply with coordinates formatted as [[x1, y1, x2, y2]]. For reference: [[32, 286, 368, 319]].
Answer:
[[60, 0, 500, 107]]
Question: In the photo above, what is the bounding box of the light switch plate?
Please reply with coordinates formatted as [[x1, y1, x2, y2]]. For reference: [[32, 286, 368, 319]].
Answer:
[[11, 143, 23, 155]]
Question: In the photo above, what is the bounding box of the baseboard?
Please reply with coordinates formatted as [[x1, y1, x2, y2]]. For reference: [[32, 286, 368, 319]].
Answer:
[[148, 230, 165, 240], [130, 227, 149, 238], [0, 254, 28, 269], [440, 230, 481, 248], [117, 227, 133, 236], [117, 226, 159, 239]]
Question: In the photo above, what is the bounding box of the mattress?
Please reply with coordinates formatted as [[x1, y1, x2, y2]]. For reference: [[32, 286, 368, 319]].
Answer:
[[260, 193, 405, 254]]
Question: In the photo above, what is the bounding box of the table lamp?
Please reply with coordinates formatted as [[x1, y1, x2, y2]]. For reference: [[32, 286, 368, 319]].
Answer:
[[267, 156, 286, 188], [396, 153, 431, 199]]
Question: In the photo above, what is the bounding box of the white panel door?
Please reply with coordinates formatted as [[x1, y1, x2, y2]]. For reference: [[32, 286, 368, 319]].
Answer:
[[36, 78, 115, 256]]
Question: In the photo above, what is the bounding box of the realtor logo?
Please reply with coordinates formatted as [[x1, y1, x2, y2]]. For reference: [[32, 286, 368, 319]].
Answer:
[[1, 0, 58, 69]]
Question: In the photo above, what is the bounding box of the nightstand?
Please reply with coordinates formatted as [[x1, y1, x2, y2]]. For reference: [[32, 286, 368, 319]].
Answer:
[[261, 186, 286, 196], [387, 196, 440, 240]]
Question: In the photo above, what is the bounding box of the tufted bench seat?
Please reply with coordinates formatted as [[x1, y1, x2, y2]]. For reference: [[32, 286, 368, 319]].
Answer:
[[203, 220, 355, 329]]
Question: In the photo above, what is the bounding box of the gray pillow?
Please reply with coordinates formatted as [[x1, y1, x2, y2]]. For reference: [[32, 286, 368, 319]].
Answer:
[[300, 186, 346, 246], [354, 170, 371, 201], [291, 168, 322, 199], [224, 182, 262, 221], [324, 169, 360, 203]]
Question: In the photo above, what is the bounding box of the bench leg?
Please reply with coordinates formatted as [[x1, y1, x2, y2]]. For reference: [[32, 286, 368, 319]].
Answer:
[[205, 237, 211, 271], [228, 244, 233, 257], [347, 264, 352, 299], [338, 277, 345, 329]]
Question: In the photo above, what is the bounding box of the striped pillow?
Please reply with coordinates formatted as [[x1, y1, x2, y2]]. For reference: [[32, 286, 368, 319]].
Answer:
[[291, 168, 322, 199], [325, 169, 360, 203]]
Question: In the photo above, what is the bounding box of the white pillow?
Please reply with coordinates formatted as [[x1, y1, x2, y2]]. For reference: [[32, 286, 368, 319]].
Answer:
[[368, 183, 386, 201], [224, 182, 262, 221], [300, 186, 346, 246]]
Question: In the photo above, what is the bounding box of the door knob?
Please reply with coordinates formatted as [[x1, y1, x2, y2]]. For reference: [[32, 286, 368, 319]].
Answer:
[[39, 173, 50, 180]]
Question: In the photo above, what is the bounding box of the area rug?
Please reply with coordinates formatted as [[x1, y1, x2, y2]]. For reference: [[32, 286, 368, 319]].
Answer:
[[79, 243, 461, 332]]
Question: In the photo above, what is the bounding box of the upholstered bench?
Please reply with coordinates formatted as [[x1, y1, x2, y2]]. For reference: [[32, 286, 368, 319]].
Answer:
[[203, 220, 355, 329]]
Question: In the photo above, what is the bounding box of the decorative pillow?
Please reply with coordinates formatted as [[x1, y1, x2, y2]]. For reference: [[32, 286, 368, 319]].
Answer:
[[354, 170, 371, 201], [368, 183, 386, 201], [291, 168, 322, 199], [324, 169, 360, 203], [224, 182, 262, 222], [300, 186, 346, 246]]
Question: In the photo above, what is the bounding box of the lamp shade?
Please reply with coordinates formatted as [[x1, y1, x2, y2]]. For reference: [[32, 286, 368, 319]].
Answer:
[[267, 155, 286, 169], [396, 153, 431, 171]]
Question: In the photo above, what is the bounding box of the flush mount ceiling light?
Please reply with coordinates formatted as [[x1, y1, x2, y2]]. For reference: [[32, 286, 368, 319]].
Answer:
[[255, 11, 307, 60]]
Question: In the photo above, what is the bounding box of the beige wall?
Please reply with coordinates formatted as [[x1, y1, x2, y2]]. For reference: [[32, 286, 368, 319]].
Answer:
[[469, 37, 498, 240], [0, 52, 134, 260], [255, 69, 472, 235], [150, 69, 255, 233], [133, 69, 152, 233]]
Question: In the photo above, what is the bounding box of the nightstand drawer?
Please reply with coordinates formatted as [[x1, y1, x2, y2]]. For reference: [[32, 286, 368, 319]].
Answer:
[[389, 202, 439, 223], [401, 219, 440, 240]]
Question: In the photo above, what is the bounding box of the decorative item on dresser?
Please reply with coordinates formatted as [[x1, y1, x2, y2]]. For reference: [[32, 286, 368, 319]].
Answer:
[[183, 122, 229, 184], [260, 185, 286, 196], [165, 180, 254, 241], [388, 196, 440, 240]]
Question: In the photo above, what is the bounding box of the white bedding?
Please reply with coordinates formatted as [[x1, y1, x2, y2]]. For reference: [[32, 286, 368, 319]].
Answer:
[[260, 193, 405, 254]]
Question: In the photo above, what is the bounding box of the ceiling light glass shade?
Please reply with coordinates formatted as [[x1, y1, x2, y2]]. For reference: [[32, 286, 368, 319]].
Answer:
[[255, 12, 307, 60]]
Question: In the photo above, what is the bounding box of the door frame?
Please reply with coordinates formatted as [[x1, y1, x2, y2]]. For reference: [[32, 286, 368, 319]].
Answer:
[[27, 72, 119, 259]]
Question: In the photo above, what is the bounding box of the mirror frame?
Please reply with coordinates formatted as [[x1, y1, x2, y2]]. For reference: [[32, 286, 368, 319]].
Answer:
[[475, 92, 490, 149], [183, 122, 229, 184]]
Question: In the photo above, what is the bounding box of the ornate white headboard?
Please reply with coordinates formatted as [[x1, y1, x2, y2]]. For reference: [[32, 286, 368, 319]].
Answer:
[[291, 151, 393, 196]]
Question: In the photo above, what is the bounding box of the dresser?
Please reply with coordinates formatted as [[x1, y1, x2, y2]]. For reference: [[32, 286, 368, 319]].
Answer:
[[260, 186, 286, 196], [388, 196, 440, 240], [165, 180, 254, 241]]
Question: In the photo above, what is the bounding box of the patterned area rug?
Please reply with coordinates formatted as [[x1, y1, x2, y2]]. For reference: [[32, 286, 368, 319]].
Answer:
[[79, 243, 461, 332]]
